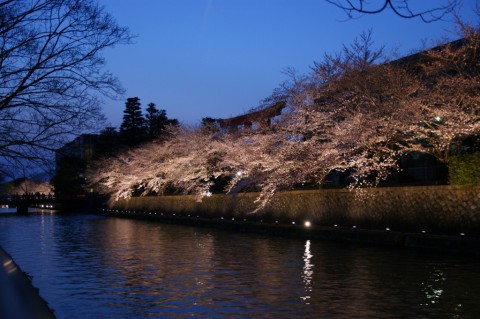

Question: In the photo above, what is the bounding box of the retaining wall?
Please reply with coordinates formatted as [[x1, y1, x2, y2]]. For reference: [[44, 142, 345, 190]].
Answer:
[[110, 185, 480, 236]]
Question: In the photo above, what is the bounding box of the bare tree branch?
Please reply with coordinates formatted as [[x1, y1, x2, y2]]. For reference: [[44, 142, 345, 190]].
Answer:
[[0, 0, 132, 176], [326, 0, 460, 22]]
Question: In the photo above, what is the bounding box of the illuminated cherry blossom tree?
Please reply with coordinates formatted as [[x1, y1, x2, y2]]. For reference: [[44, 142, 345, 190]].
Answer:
[[88, 24, 480, 213], [403, 22, 480, 163]]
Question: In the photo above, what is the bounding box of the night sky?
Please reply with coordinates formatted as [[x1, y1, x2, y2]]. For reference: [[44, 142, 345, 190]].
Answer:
[[98, 0, 478, 127]]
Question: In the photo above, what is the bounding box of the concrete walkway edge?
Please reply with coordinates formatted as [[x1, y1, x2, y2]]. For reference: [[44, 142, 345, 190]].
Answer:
[[0, 246, 56, 319]]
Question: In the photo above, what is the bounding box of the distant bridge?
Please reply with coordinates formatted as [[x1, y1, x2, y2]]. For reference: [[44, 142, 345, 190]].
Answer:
[[0, 194, 56, 214]]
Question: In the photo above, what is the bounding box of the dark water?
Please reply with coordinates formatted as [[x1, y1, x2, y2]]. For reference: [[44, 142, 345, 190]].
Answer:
[[0, 213, 479, 319]]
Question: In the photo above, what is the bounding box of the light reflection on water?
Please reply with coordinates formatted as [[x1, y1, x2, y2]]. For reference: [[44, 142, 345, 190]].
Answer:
[[301, 239, 313, 304], [0, 213, 479, 319]]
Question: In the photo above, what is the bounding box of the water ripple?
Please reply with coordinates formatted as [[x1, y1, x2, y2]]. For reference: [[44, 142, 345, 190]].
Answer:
[[0, 214, 479, 318]]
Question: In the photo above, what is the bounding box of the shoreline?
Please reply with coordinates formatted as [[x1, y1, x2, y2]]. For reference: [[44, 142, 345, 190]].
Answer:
[[100, 208, 480, 256], [0, 246, 56, 319]]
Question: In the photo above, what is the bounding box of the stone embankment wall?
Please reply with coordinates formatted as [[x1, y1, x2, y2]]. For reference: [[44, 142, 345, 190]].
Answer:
[[110, 185, 480, 236]]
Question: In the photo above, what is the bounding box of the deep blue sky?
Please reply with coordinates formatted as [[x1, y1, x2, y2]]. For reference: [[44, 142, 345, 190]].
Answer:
[[98, 0, 478, 127]]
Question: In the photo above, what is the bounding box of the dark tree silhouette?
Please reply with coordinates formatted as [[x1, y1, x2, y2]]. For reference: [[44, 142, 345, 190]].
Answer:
[[201, 117, 219, 133], [120, 97, 147, 147], [145, 102, 178, 140], [145, 103, 165, 139], [0, 0, 132, 175], [326, 0, 459, 22]]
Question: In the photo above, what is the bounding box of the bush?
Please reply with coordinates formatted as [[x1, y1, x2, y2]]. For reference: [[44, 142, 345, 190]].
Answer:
[[449, 152, 480, 185]]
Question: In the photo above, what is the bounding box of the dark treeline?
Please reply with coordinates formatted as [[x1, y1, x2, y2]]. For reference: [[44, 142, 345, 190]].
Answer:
[[53, 97, 178, 201], [95, 97, 179, 157]]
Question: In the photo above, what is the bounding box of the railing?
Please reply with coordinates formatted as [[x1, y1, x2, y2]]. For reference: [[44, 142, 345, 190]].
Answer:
[[0, 194, 55, 205], [0, 194, 57, 214]]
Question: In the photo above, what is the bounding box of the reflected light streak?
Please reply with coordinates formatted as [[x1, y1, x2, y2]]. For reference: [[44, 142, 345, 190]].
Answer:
[[301, 240, 314, 304], [421, 268, 445, 306]]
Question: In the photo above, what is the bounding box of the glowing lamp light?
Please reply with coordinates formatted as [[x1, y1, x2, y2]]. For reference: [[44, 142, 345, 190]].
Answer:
[[304, 221, 311, 228], [236, 170, 244, 177]]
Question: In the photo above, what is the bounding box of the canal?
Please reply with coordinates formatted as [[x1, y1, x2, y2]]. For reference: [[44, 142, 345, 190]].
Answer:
[[0, 212, 479, 318]]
